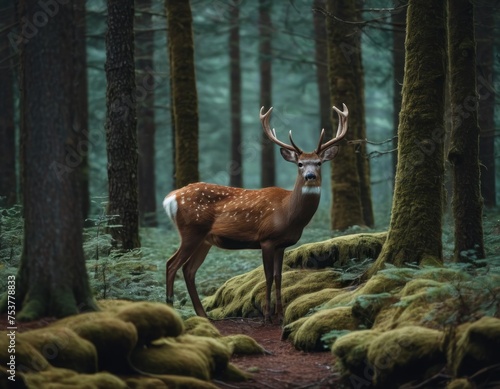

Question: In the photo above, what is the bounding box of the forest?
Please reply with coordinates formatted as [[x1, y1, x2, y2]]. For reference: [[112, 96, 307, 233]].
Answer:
[[0, 0, 499, 388]]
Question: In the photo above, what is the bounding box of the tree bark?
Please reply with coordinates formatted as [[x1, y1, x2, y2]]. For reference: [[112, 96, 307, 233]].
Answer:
[[2, 0, 96, 320], [366, 0, 446, 278], [166, 0, 199, 188], [325, 0, 365, 230], [136, 0, 158, 227], [229, 0, 243, 188], [391, 1, 407, 185], [0, 1, 17, 207], [73, 0, 90, 222], [105, 0, 140, 249], [447, 0, 485, 261], [259, 0, 275, 188], [475, 3, 496, 207]]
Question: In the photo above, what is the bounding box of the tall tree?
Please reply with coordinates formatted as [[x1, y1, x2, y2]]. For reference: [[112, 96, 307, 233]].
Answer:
[[2, 0, 96, 320], [391, 1, 407, 182], [475, 3, 496, 207], [259, 0, 275, 188], [229, 0, 243, 188], [166, 0, 199, 188], [105, 0, 140, 249], [313, 0, 333, 147], [366, 0, 446, 278], [447, 0, 485, 261], [325, 0, 365, 230], [136, 0, 158, 227], [73, 0, 90, 222], [0, 1, 17, 207]]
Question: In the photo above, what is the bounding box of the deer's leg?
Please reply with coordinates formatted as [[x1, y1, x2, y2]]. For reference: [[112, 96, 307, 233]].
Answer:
[[182, 241, 212, 317], [261, 243, 275, 323], [166, 235, 206, 306], [273, 248, 285, 324]]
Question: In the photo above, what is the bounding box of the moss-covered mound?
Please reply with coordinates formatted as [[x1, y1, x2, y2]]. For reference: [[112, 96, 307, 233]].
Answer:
[[0, 301, 263, 388]]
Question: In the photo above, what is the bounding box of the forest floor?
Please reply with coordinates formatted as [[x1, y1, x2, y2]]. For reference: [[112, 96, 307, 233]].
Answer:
[[0, 314, 339, 389]]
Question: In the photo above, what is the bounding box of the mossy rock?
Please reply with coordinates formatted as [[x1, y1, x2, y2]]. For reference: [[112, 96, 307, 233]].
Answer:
[[366, 326, 445, 388], [331, 329, 381, 378], [21, 367, 128, 389], [115, 301, 185, 345], [184, 316, 222, 338], [415, 267, 472, 283], [351, 293, 398, 328], [151, 374, 220, 389], [283, 288, 342, 325], [446, 378, 475, 389], [69, 318, 138, 374], [284, 232, 387, 269], [19, 327, 97, 373], [399, 278, 444, 297], [288, 306, 360, 351], [0, 334, 50, 373], [221, 334, 267, 355], [450, 316, 500, 378], [122, 376, 168, 389]]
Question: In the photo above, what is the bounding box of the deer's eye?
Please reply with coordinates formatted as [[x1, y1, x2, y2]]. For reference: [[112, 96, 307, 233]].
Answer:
[[298, 162, 303, 168]]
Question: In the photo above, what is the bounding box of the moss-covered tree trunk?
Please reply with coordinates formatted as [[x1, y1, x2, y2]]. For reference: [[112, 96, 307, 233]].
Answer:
[[166, 0, 199, 188], [447, 0, 485, 261], [1, 0, 96, 320], [229, 0, 243, 188], [136, 0, 158, 227], [475, 4, 496, 208], [0, 2, 17, 207], [259, 0, 275, 188], [105, 0, 140, 250], [366, 0, 446, 278], [325, 0, 364, 230], [391, 1, 407, 186]]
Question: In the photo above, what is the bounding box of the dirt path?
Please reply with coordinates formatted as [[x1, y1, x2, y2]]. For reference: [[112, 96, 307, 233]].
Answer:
[[212, 318, 338, 389]]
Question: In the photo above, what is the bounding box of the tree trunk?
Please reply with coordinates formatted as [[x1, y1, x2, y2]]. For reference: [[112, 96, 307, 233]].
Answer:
[[105, 0, 140, 249], [475, 4, 496, 207], [136, 0, 158, 227], [325, 0, 365, 230], [0, 1, 17, 207], [391, 1, 407, 185], [447, 0, 485, 261], [73, 0, 90, 222], [313, 0, 332, 145], [229, 0, 243, 188], [259, 0, 275, 188], [353, 4, 374, 228], [2, 0, 96, 320], [166, 0, 199, 188], [366, 0, 446, 279]]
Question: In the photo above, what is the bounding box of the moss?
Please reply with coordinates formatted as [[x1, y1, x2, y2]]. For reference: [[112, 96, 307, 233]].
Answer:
[[153, 374, 220, 389], [22, 367, 128, 389], [115, 302, 185, 345], [285, 232, 386, 269], [131, 337, 211, 380], [122, 376, 168, 389], [289, 307, 359, 351], [69, 318, 138, 374], [450, 316, 500, 378], [217, 363, 251, 382], [221, 334, 267, 355], [0, 334, 50, 373], [351, 293, 398, 328], [19, 327, 97, 373], [331, 330, 381, 378], [446, 378, 475, 389], [400, 278, 444, 296], [367, 326, 445, 387], [184, 316, 221, 338], [284, 288, 341, 325]]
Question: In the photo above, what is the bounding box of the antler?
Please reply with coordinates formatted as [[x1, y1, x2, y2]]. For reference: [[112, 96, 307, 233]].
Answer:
[[315, 103, 349, 154], [260, 107, 303, 154]]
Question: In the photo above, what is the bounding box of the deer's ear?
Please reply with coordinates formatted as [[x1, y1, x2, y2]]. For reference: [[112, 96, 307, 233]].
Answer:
[[280, 148, 298, 163], [320, 146, 339, 162]]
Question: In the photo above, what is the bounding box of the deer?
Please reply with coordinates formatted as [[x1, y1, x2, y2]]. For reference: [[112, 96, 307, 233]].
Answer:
[[163, 104, 349, 323]]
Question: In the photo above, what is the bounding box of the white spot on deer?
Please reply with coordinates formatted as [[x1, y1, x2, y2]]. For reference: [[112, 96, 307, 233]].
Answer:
[[163, 195, 178, 224]]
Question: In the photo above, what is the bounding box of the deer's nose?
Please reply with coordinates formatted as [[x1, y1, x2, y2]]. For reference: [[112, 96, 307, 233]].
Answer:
[[305, 172, 317, 181]]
